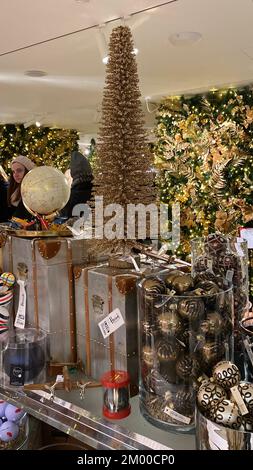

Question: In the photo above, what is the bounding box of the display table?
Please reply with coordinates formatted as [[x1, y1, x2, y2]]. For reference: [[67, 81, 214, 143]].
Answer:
[[0, 385, 195, 450]]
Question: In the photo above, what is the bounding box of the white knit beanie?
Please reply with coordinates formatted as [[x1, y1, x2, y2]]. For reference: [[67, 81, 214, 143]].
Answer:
[[11, 155, 36, 171]]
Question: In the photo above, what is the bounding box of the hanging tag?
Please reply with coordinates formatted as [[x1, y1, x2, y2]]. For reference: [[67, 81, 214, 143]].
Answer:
[[207, 259, 213, 270], [14, 280, 26, 329], [56, 375, 64, 383], [235, 239, 244, 257], [98, 308, 125, 339], [239, 228, 253, 249], [129, 256, 141, 273], [244, 337, 253, 368], [230, 385, 249, 416], [164, 406, 191, 424], [226, 270, 234, 282], [158, 244, 168, 256]]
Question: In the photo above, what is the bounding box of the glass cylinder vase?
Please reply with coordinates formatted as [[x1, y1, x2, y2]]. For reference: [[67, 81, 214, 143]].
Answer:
[[137, 269, 234, 433], [191, 233, 249, 369]]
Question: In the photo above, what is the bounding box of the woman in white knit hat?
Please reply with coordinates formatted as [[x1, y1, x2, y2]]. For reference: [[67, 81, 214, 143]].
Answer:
[[7, 155, 36, 220]]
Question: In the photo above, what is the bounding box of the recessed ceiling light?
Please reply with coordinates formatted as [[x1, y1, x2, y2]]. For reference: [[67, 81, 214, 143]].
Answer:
[[35, 121, 41, 127], [169, 32, 202, 46], [102, 56, 109, 64], [132, 48, 139, 55], [24, 70, 47, 77]]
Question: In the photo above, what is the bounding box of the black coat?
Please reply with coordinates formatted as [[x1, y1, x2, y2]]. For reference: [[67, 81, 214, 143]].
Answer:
[[60, 182, 93, 219], [0, 179, 9, 222], [8, 199, 34, 221]]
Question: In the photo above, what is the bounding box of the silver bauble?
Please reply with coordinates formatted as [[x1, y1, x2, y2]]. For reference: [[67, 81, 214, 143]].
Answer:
[[213, 361, 241, 390], [211, 399, 242, 429], [197, 380, 227, 412], [238, 382, 253, 416]]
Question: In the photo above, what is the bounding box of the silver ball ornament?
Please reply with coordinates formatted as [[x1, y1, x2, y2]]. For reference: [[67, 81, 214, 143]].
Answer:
[[197, 380, 227, 413], [213, 361, 241, 390]]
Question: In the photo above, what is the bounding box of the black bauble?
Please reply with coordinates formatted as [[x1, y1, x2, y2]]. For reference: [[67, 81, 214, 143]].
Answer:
[[204, 233, 227, 256]]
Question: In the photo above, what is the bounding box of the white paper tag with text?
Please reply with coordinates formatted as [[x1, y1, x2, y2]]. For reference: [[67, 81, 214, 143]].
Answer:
[[98, 308, 125, 339], [226, 269, 234, 282], [230, 385, 249, 416], [14, 280, 26, 329], [164, 406, 191, 424], [129, 256, 141, 273], [207, 259, 213, 270], [56, 375, 64, 383], [239, 229, 253, 249], [235, 240, 244, 257]]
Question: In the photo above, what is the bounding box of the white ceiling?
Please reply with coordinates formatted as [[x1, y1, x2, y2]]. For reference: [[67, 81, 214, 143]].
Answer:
[[0, 0, 253, 140]]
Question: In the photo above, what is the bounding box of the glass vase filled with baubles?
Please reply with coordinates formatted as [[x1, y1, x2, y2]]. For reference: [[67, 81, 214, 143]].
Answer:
[[196, 360, 253, 449], [191, 233, 249, 370], [137, 269, 234, 432]]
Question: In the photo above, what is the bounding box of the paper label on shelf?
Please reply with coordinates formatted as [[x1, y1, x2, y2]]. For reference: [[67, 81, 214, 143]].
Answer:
[[244, 338, 253, 367], [14, 280, 26, 329], [164, 406, 191, 424], [239, 228, 253, 249], [230, 385, 249, 415], [98, 308, 125, 339]]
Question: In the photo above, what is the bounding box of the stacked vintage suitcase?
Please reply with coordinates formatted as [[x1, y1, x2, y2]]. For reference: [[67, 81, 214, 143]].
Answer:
[[74, 262, 141, 388], [0, 232, 185, 391], [0, 234, 99, 365]]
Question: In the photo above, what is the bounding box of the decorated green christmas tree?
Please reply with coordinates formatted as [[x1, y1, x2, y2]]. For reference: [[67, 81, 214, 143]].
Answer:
[[0, 124, 78, 172], [155, 87, 253, 256]]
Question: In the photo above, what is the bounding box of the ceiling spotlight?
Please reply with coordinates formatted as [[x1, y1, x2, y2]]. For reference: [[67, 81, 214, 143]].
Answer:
[[169, 32, 202, 47], [24, 70, 47, 77], [102, 56, 109, 65], [132, 48, 139, 55], [84, 148, 90, 156], [35, 121, 41, 127]]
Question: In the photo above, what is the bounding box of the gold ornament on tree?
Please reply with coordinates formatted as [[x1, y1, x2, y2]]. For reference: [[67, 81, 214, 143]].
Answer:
[[92, 26, 156, 253]]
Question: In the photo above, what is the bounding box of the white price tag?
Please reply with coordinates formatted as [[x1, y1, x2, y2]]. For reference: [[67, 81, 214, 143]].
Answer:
[[230, 385, 249, 416], [235, 240, 244, 257], [207, 259, 213, 270], [56, 375, 64, 383], [164, 406, 191, 424], [14, 280, 26, 329], [98, 308, 125, 339], [226, 270, 234, 282], [239, 228, 253, 249], [158, 244, 168, 256], [129, 256, 141, 273]]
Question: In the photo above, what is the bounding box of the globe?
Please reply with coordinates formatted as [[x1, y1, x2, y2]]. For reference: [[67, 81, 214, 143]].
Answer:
[[21, 166, 70, 215]]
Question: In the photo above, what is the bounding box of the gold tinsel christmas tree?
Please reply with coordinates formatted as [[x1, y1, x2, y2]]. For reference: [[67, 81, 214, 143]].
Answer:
[[92, 25, 156, 253]]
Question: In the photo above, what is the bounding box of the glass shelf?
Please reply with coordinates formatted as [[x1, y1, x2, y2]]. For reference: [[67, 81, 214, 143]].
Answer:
[[0, 383, 195, 450]]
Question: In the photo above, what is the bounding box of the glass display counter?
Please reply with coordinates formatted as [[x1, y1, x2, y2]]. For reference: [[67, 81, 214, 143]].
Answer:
[[0, 383, 195, 450]]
